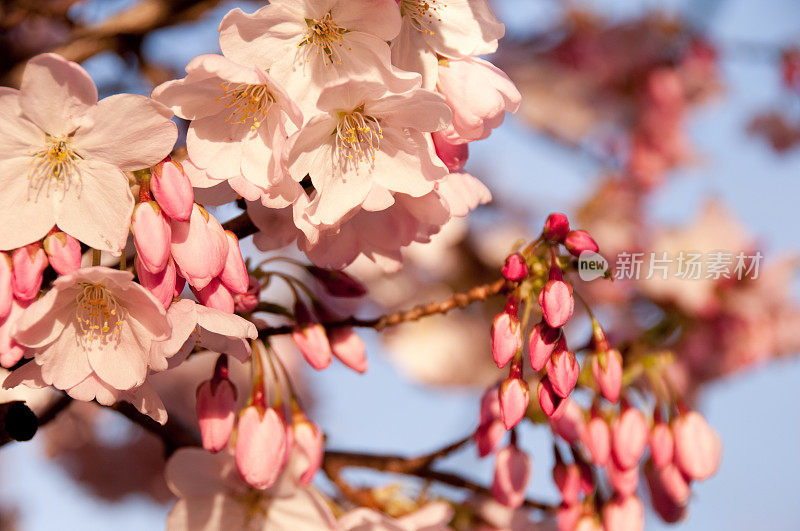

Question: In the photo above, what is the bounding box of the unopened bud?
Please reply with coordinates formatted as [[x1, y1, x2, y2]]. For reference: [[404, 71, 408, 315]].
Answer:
[[151, 159, 194, 221], [564, 230, 599, 257], [11, 244, 47, 301], [42, 232, 81, 276], [543, 213, 570, 242]]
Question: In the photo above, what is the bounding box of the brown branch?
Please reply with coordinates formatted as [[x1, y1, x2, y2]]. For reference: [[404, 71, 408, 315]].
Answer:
[[2, 0, 225, 86], [0, 393, 72, 447], [258, 278, 513, 337], [111, 402, 200, 456], [322, 436, 556, 513]]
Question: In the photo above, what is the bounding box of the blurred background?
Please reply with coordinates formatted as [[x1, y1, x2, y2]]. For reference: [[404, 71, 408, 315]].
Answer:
[[1, 0, 800, 529]]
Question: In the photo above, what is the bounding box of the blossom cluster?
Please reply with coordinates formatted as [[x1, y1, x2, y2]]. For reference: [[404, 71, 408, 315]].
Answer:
[[153, 0, 517, 270]]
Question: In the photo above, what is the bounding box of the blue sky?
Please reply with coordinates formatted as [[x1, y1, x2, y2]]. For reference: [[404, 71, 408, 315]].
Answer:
[[2, 0, 800, 529]]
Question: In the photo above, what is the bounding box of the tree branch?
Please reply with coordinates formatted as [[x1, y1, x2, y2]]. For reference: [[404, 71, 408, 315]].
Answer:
[[258, 278, 513, 336], [322, 436, 556, 513], [0, 393, 72, 447]]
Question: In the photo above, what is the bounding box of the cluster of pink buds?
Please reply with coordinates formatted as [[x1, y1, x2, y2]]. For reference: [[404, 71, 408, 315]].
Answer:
[[1, 229, 81, 368], [475, 212, 722, 526], [133, 158, 249, 312], [197, 341, 325, 490], [257, 260, 368, 373]]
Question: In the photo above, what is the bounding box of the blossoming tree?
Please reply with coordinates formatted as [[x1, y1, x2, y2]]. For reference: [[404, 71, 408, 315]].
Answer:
[[0, 0, 797, 529]]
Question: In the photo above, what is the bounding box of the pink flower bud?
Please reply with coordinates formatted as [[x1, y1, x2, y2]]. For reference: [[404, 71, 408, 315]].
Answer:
[[305, 266, 366, 298], [42, 232, 81, 276], [480, 385, 502, 425], [645, 463, 687, 523], [607, 460, 639, 497], [538, 279, 574, 329], [151, 159, 194, 221], [136, 256, 176, 309], [564, 230, 599, 257], [170, 205, 228, 290], [501, 253, 528, 281], [553, 461, 582, 505], [131, 201, 171, 274], [0, 299, 28, 368], [432, 130, 469, 172], [601, 495, 645, 531], [196, 377, 236, 453], [671, 411, 722, 481], [583, 412, 611, 466], [557, 503, 582, 531], [292, 416, 324, 486], [546, 344, 579, 398], [175, 274, 186, 297], [650, 421, 674, 469], [329, 327, 367, 373], [499, 377, 529, 430], [292, 323, 333, 370], [475, 420, 505, 457], [491, 444, 531, 508], [11, 244, 47, 301], [219, 231, 249, 294], [234, 275, 261, 313], [592, 349, 623, 404], [652, 463, 691, 505], [193, 277, 235, 313], [550, 399, 586, 445], [543, 213, 570, 242], [491, 311, 521, 368], [611, 407, 648, 470], [529, 321, 559, 371], [0, 253, 11, 320], [235, 406, 288, 489], [537, 377, 566, 419]]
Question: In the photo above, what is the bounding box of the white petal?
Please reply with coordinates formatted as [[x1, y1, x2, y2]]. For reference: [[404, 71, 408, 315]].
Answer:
[[0, 87, 44, 158], [19, 53, 98, 136], [0, 157, 58, 250], [73, 94, 177, 171], [55, 159, 134, 254]]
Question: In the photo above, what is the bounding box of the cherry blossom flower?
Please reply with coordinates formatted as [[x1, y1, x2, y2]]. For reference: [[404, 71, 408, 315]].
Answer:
[[152, 54, 303, 205], [391, 0, 504, 88], [150, 298, 258, 370], [165, 447, 337, 530], [285, 79, 451, 227], [219, 0, 419, 115], [0, 53, 176, 253], [436, 56, 521, 144], [247, 172, 490, 270], [2, 267, 171, 422]]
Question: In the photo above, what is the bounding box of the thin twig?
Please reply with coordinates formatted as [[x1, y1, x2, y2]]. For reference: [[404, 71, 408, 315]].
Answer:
[[322, 436, 556, 513], [258, 278, 513, 336]]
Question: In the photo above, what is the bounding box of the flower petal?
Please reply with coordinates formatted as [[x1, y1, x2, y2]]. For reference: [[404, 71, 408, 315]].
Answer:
[[73, 94, 177, 171], [332, 0, 401, 40], [0, 87, 43, 159], [19, 53, 98, 136], [86, 320, 148, 390], [37, 324, 93, 390], [13, 285, 74, 349], [55, 159, 134, 254], [0, 157, 58, 251], [219, 6, 305, 70]]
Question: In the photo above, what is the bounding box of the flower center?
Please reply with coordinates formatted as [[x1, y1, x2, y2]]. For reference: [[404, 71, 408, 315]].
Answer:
[[400, 0, 443, 35], [75, 284, 124, 346], [28, 135, 81, 200], [335, 107, 383, 172], [216, 83, 276, 130], [300, 14, 349, 65]]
